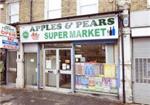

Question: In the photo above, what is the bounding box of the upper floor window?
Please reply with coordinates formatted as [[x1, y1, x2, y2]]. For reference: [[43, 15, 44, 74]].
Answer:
[[8, 2, 19, 23], [148, 0, 150, 8], [45, 0, 61, 19], [77, 0, 98, 15]]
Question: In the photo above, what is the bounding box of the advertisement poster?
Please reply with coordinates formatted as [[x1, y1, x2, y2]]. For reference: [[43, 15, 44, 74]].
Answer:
[[0, 23, 18, 49], [0, 36, 18, 49], [75, 63, 118, 94]]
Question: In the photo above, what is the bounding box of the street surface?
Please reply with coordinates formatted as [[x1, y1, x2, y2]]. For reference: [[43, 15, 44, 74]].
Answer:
[[0, 87, 131, 105]]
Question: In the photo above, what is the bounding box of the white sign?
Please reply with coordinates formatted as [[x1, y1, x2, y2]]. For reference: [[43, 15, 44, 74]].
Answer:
[[46, 60, 52, 69], [0, 23, 17, 38], [0, 23, 18, 49], [132, 27, 150, 37], [20, 15, 118, 43]]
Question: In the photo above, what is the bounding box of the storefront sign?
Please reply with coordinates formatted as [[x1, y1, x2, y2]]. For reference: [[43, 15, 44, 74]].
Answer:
[[0, 23, 18, 49], [20, 15, 118, 43], [0, 36, 18, 49]]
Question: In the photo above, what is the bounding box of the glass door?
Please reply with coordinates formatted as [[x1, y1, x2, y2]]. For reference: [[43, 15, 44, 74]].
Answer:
[[59, 49, 72, 89], [44, 49, 57, 88], [44, 48, 73, 91]]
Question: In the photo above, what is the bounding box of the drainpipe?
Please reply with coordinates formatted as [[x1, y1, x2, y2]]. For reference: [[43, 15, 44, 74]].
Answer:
[[117, 0, 131, 103], [30, 0, 33, 22], [121, 19, 126, 103]]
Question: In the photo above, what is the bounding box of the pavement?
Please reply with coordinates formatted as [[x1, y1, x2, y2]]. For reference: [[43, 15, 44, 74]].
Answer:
[[0, 86, 137, 105]]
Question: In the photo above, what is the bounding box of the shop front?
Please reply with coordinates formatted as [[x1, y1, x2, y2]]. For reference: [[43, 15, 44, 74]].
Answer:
[[20, 14, 120, 95], [0, 23, 18, 86], [131, 10, 150, 104]]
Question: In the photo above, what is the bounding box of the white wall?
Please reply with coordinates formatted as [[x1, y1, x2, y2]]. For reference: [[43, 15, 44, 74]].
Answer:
[[131, 10, 150, 27]]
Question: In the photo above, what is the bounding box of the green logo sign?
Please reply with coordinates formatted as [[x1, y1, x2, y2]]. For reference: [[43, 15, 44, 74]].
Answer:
[[23, 31, 29, 39]]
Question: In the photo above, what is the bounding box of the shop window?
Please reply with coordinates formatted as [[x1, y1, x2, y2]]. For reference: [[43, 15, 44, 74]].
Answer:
[[75, 44, 118, 94], [7, 2, 19, 23], [77, 0, 98, 15], [44, 0, 61, 19], [75, 44, 105, 63]]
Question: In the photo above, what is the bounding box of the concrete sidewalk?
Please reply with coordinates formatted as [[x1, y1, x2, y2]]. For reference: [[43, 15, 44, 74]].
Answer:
[[0, 86, 134, 105]]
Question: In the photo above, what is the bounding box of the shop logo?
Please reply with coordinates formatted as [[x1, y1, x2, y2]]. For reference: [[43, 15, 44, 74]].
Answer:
[[23, 31, 29, 39]]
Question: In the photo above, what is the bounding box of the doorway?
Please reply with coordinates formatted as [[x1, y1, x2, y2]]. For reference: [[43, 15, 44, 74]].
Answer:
[[24, 53, 37, 87], [133, 38, 150, 104], [7, 50, 17, 86], [43, 48, 73, 92]]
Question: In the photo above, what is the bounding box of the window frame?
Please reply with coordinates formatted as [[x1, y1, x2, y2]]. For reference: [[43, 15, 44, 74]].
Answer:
[[77, 0, 98, 15], [7, 1, 19, 24], [44, 0, 62, 19], [148, 0, 150, 8]]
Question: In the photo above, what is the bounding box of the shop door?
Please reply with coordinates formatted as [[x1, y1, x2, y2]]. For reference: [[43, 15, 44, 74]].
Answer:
[[44, 48, 72, 91], [24, 53, 37, 86], [7, 51, 17, 85], [133, 38, 150, 104]]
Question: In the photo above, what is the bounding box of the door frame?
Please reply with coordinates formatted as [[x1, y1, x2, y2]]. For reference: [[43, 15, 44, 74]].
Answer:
[[43, 47, 74, 92]]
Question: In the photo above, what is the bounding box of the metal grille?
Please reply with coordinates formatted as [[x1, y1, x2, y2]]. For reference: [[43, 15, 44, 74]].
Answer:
[[135, 58, 150, 83]]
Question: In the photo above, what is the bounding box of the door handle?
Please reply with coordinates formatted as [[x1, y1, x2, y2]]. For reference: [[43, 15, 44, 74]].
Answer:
[[57, 70, 60, 73], [48, 71, 53, 73]]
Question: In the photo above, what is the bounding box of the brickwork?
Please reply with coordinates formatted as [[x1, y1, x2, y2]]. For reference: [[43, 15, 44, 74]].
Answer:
[[62, 0, 76, 17], [99, 0, 117, 13], [1, 0, 149, 23], [19, 0, 30, 22], [0, 3, 6, 23], [20, 0, 44, 23], [131, 0, 147, 11], [32, 0, 44, 21]]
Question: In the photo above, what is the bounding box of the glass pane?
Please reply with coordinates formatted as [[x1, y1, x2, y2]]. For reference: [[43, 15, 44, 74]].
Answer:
[[8, 71, 17, 83], [47, 9, 61, 19], [80, 4, 98, 15], [75, 44, 105, 63], [10, 15, 19, 23], [45, 72, 56, 87], [7, 51, 17, 68], [44, 43, 72, 48], [59, 74, 71, 89], [10, 2, 19, 15], [59, 50, 71, 70], [79, 0, 98, 5], [48, 0, 61, 10], [45, 50, 56, 70]]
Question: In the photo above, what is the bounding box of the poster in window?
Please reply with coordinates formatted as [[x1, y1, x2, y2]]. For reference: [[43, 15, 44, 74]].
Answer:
[[104, 64, 116, 78], [46, 60, 52, 69]]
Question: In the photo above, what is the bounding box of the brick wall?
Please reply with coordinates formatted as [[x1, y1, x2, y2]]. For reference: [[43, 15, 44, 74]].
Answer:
[[0, 3, 6, 23], [62, 0, 76, 17], [99, 0, 117, 13], [20, 0, 44, 23], [19, 0, 30, 22], [32, 0, 44, 21], [131, 0, 147, 11], [1, 0, 149, 23]]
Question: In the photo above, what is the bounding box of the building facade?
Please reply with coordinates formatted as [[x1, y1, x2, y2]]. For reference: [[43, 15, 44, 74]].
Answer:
[[0, 0, 150, 104]]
